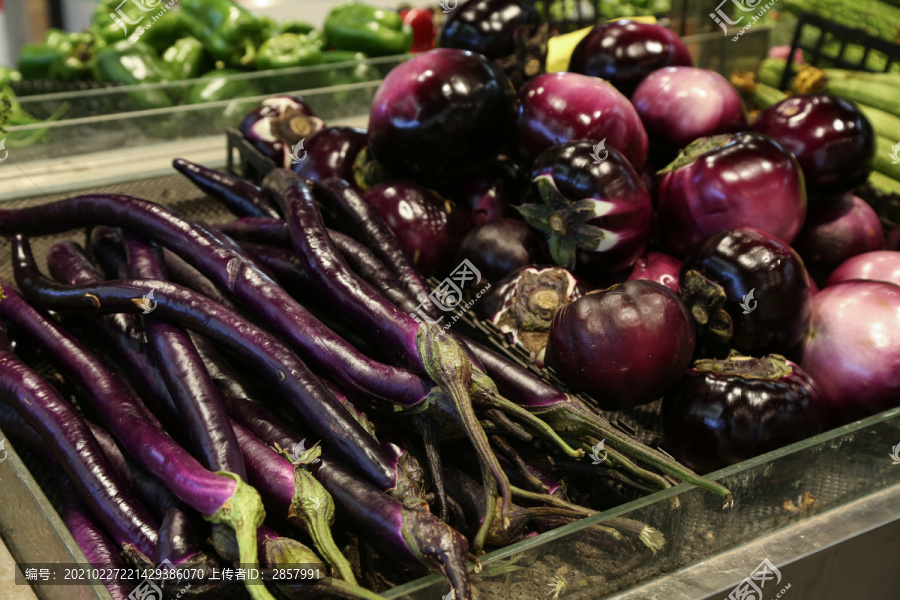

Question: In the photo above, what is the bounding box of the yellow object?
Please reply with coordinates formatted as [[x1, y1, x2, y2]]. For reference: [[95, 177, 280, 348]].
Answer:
[[545, 16, 659, 73]]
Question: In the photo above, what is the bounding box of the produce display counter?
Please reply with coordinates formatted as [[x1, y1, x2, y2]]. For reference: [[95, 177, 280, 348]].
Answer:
[[3, 13, 898, 600]]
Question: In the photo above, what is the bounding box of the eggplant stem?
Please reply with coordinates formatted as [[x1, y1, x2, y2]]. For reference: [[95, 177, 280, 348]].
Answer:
[[491, 435, 549, 493], [415, 414, 450, 522], [471, 370, 584, 459], [601, 445, 672, 493], [288, 468, 357, 584], [206, 472, 275, 600], [474, 470, 499, 554], [416, 323, 512, 526], [544, 403, 734, 506]]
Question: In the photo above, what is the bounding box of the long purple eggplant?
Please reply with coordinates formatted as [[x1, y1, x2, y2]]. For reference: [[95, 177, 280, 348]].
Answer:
[[267, 169, 586, 548], [0, 320, 159, 559], [13, 234, 420, 501], [87, 226, 130, 279], [0, 192, 432, 405], [120, 230, 246, 480], [0, 282, 274, 600], [265, 169, 513, 533], [227, 402, 473, 600], [315, 177, 436, 317], [55, 469, 136, 600], [163, 249, 238, 311], [173, 158, 281, 219], [230, 420, 356, 583], [216, 217, 292, 247]]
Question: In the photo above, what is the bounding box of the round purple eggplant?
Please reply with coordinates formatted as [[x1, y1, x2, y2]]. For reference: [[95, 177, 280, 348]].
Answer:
[[656, 133, 807, 257], [793, 194, 884, 285], [625, 252, 682, 292], [661, 353, 825, 473], [515, 72, 648, 170], [827, 250, 900, 287], [239, 96, 325, 168], [801, 281, 900, 420], [632, 66, 746, 159], [368, 48, 515, 179], [364, 179, 471, 276], [753, 94, 875, 200], [680, 228, 811, 356], [437, 0, 547, 87], [519, 140, 653, 278], [483, 266, 582, 365], [569, 21, 692, 97], [444, 157, 528, 226], [546, 280, 696, 410], [293, 126, 368, 183], [456, 218, 538, 283]]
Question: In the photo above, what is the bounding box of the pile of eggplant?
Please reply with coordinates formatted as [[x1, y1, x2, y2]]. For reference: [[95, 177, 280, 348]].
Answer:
[[3, 6, 900, 599]]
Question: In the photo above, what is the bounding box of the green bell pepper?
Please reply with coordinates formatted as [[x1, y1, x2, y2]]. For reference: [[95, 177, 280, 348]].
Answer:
[[255, 33, 323, 71], [0, 68, 22, 89], [280, 20, 316, 35], [181, 0, 267, 68], [91, 0, 190, 53], [323, 51, 381, 104], [92, 41, 172, 109], [324, 2, 413, 57], [42, 30, 97, 81], [162, 36, 212, 80], [185, 68, 260, 104], [16, 44, 67, 80]]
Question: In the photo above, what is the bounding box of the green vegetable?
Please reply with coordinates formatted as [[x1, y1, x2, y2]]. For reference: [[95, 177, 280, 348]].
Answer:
[[91, 0, 190, 52], [42, 30, 97, 81], [797, 68, 900, 117], [92, 41, 172, 109], [280, 20, 316, 35], [185, 68, 260, 104], [181, 0, 267, 68], [324, 2, 413, 57], [874, 136, 900, 180], [255, 33, 323, 71], [0, 68, 22, 89], [161, 36, 212, 80], [16, 44, 67, 80], [781, 0, 900, 43], [857, 102, 900, 142], [868, 171, 900, 196]]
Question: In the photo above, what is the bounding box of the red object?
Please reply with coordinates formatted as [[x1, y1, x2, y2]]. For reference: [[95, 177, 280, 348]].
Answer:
[[401, 7, 436, 53]]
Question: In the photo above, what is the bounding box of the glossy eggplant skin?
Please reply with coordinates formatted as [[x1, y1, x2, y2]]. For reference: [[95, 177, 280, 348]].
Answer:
[[545, 280, 696, 411], [661, 355, 825, 473], [238, 96, 324, 168], [438, 0, 541, 59], [527, 140, 653, 277], [293, 126, 367, 183], [657, 133, 807, 257], [753, 95, 875, 200], [680, 228, 811, 356], [443, 157, 528, 226], [516, 72, 648, 170], [569, 21, 692, 97], [364, 179, 470, 276], [368, 48, 516, 179], [455, 218, 537, 283]]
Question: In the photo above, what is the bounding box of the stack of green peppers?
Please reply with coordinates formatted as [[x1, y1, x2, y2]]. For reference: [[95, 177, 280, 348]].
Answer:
[[17, 28, 98, 81], [324, 2, 414, 57]]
